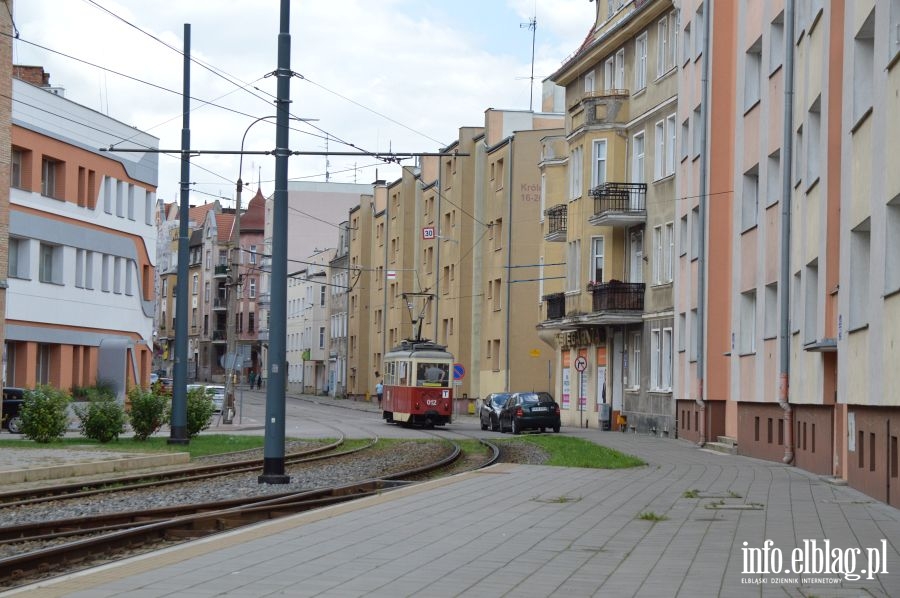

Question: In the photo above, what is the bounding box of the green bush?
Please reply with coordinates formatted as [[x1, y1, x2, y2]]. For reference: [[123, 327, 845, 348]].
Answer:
[[168, 387, 215, 438], [128, 386, 169, 441], [21, 385, 71, 443], [74, 394, 127, 443]]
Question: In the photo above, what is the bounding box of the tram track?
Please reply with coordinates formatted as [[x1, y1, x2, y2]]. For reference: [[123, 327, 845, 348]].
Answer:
[[0, 432, 489, 590]]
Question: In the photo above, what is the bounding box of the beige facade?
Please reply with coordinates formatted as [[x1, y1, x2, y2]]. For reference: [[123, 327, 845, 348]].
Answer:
[[540, 0, 677, 431]]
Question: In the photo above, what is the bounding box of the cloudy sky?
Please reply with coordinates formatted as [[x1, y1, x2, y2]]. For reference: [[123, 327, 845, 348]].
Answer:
[[12, 0, 594, 206]]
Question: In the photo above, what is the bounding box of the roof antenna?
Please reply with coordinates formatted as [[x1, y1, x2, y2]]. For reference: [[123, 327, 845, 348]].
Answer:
[[520, 11, 537, 111]]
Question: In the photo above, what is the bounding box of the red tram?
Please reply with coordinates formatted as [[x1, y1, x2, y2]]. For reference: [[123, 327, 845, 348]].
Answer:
[[382, 339, 453, 427]]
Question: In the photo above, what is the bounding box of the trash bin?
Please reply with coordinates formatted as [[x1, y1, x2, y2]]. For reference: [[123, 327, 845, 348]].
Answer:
[[599, 403, 611, 431]]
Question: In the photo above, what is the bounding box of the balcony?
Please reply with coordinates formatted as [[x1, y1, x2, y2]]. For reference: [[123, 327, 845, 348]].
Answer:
[[542, 293, 566, 320], [257, 328, 269, 342], [544, 205, 567, 242], [212, 297, 227, 311], [590, 281, 644, 313], [214, 265, 229, 279], [211, 330, 227, 343], [257, 292, 270, 308], [589, 182, 647, 227], [568, 90, 630, 132]]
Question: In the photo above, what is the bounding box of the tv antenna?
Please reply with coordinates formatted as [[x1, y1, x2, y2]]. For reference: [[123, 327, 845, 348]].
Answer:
[[520, 15, 537, 111]]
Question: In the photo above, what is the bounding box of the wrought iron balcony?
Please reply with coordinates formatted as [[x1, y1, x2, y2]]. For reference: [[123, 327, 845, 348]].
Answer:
[[589, 281, 645, 312], [589, 182, 647, 227], [211, 330, 227, 343], [544, 204, 567, 242], [212, 297, 227, 311], [542, 292, 566, 320], [214, 264, 229, 278]]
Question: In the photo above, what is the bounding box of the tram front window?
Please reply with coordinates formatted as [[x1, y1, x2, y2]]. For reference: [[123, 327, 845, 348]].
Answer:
[[418, 362, 449, 386]]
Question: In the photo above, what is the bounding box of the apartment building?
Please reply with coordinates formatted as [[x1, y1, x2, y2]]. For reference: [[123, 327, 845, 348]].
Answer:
[[540, 0, 677, 431], [0, 6, 11, 392], [327, 222, 351, 397], [347, 190, 378, 397], [6, 72, 158, 394]]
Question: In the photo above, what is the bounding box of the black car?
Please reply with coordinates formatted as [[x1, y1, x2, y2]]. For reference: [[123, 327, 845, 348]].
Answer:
[[2, 387, 25, 434], [480, 392, 511, 431], [499, 392, 561, 434]]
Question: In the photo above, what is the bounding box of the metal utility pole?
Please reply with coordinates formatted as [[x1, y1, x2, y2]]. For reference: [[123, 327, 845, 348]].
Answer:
[[169, 23, 191, 445], [259, 0, 291, 484], [223, 180, 242, 424]]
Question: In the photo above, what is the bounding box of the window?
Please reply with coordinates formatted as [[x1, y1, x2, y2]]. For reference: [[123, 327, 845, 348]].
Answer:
[[113, 257, 123, 294], [678, 313, 686, 352], [657, 17, 669, 77], [592, 140, 607, 188], [630, 331, 641, 389], [75, 249, 85, 288], [653, 225, 665, 284], [666, 115, 676, 176], [11, 148, 23, 189], [770, 12, 785, 73], [886, 195, 900, 294], [492, 279, 502, 311], [664, 222, 674, 282], [852, 10, 874, 124], [125, 260, 134, 296], [320, 284, 326, 306], [249, 245, 257, 264], [615, 49, 625, 89], [891, 0, 900, 64], [794, 125, 804, 187], [689, 308, 699, 361], [849, 220, 871, 330], [804, 261, 819, 343], [744, 37, 762, 111], [493, 218, 503, 251], [39, 243, 62, 284], [654, 121, 665, 180], [127, 184, 135, 220], [766, 150, 781, 206], [591, 237, 604, 283], [584, 69, 595, 94], [740, 290, 757, 354], [567, 240, 581, 291], [319, 326, 325, 349], [630, 231, 643, 283], [679, 214, 688, 256], [742, 165, 759, 231], [8, 237, 28, 279], [250, 278, 257, 299], [569, 146, 583, 199], [604, 56, 615, 90], [806, 97, 821, 186], [632, 132, 645, 183], [690, 206, 700, 259], [192, 274, 199, 295], [41, 158, 60, 198], [681, 118, 690, 161], [635, 33, 647, 90], [692, 105, 702, 158], [683, 21, 692, 65], [694, 3, 705, 58], [792, 271, 802, 333], [764, 283, 778, 339]]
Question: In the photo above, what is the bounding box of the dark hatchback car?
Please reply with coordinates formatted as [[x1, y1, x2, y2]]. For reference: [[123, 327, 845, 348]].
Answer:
[[499, 392, 561, 435], [480, 392, 511, 431], [2, 387, 25, 434]]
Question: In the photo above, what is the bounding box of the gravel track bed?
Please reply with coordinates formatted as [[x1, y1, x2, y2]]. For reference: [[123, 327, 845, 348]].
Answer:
[[0, 441, 449, 535]]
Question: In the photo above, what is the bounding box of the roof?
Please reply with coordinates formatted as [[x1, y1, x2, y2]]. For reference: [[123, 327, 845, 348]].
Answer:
[[189, 202, 219, 226], [216, 213, 235, 243], [239, 187, 266, 232]]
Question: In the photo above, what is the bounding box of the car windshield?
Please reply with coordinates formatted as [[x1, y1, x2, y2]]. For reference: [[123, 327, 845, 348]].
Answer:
[[491, 394, 509, 407], [519, 393, 541, 404]]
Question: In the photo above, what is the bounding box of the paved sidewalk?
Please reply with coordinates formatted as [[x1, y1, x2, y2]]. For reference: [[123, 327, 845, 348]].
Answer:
[[5, 420, 899, 597]]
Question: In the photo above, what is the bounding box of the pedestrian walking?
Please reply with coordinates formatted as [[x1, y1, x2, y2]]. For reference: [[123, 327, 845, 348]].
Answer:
[[256, 373, 263, 390], [375, 380, 383, 407]]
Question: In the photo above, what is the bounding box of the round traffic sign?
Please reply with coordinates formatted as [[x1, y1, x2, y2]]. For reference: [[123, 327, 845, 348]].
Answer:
[[453, 363, 466, 380], [574, 356, 587, 372]]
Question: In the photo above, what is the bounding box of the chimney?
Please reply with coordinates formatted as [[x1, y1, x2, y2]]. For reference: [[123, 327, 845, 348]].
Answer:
[[13, 65, 51, 87]]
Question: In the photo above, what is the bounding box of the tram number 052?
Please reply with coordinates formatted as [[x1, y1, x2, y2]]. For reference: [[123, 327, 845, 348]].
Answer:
[[425, 399, 438, 406]]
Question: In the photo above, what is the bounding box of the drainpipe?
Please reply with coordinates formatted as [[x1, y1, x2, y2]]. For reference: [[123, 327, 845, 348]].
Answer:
[[778, 0, 795, 464], [505, 140, 514, 391], [695, 0, 713, 446]]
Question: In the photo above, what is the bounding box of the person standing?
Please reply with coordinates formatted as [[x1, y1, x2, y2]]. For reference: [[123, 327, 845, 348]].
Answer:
[[375, 380, 383, 407]]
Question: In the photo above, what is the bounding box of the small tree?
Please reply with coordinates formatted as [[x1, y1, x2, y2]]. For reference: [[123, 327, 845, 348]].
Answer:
[[21, 385, 71, 443], [168, 386, 215, 438], [128, 386, 169, 441], [74, 394, 127, 443]]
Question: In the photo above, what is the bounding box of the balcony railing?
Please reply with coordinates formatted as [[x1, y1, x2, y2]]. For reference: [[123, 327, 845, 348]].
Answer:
[[257, 292, 270, 307], [214, 265, 229, 278], [590, 282, 645, 312], [212, 297, 227, 311], [542, 293, 566, 320], [257, 328, 269, 342], [211, 330, 227, 342], [544, 204, 567, 242], [589, 182, 647, 227]]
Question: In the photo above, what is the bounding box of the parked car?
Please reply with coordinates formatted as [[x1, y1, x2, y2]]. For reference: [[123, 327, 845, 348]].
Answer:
[[480, 392, 511, 431], [205, 385, 225, 413], [499, 392, 561, 434], [2, 387, 25, 434]]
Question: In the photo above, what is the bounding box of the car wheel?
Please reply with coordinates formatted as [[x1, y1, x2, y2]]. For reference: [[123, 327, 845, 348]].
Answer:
[[8, 416, 22, 434], [553, 424, 560, 433], [512, 419, 520, 435]]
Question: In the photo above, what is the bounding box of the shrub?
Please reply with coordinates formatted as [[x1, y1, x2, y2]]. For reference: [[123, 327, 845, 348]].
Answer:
[[128, 386, 169, 441], [168, 387, 215, 438], [21, 385, 71, 443], [74, 395, 128, 443]]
